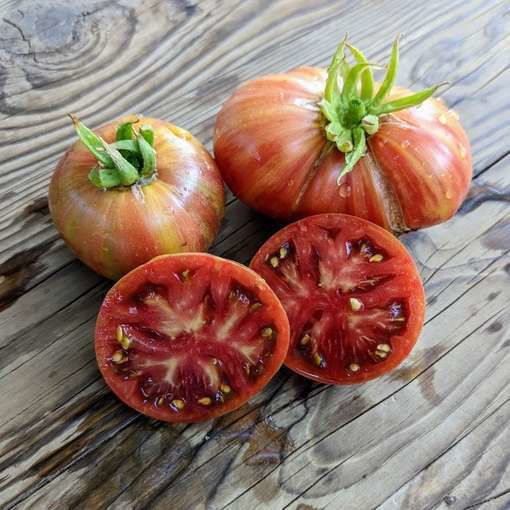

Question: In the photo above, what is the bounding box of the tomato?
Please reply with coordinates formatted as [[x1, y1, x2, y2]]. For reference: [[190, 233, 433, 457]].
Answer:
[[250, 214, 425, 384], [49, 116, 224, 279], [214, 37, 471, 233], [95, 253, 290, 422]]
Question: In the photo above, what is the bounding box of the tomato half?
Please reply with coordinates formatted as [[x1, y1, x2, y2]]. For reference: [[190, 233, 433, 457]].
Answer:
[[250, 214, 425, 384], [95, 253, 290, 422]]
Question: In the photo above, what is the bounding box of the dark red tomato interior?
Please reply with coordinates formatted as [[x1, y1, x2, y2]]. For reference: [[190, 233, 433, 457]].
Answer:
[[95, 253, 290, 422], [250, 214, 425, 384]]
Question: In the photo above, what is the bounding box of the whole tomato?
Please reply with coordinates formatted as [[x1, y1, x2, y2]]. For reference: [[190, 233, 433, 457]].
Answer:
[[49, 116, 224, 279], [214, 37, 472, 233]]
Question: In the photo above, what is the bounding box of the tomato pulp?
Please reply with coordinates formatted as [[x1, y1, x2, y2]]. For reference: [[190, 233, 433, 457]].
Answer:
[[250, 214, 425, 384], [95, 253, 290, 422]]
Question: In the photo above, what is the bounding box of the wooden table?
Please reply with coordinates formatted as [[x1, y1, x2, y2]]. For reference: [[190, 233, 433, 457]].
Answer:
[[1, 0, 510, 508]]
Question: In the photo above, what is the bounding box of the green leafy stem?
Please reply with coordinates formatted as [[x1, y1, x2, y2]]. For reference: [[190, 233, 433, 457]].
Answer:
[[70, 114, 157, 189], [319, 35, 448, 183]]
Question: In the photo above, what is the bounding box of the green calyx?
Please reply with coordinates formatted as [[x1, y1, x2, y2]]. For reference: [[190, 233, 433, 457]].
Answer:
[[319, 35, 448, 184], [70, 114, 157, 190]]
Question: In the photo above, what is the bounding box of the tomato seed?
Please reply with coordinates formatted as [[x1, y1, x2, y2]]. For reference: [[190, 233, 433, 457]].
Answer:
[[369, 254, 384, 263], [377, 343, 391, 352], [116, 325, 124, 343], [181, 269, 190, 280], [313, 352, 323, 366], [261, 327, 273, 338], [120, 335, 131, 350], [349, 363, 360, 372], [250, 302, 262, 311], [438, 114, 447, 124], [157, 397, 164, 407], [198, 397, 212, 406], [112, 350, 126, 364], [171, 399, 185, 410], [349, 298, 363, 311], [300, 333, 311, 345], [279, 246, 288, 259], [220, 384, 231, 394], [270, 257, 279, 268], [375, 350, 388, 358]]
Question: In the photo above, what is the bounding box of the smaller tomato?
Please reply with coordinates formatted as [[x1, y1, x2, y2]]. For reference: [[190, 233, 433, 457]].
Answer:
[[95, 253, 290, 422], [250, 214, 425, 384], [49, 116, 224, 279]]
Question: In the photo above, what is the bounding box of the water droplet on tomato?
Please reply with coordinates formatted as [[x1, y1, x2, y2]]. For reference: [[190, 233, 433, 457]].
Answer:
[[339, 184, 351, 198]]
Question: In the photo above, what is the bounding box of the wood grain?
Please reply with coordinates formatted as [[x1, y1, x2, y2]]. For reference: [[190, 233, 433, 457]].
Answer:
[[1, 0, 510, 508]]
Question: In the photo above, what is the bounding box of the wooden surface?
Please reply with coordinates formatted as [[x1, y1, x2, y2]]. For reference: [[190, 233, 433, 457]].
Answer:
[[1, 0, 510, 508]]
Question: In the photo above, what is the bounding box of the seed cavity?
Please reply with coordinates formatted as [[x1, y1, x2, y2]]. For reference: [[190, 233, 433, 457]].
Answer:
[[349, 297, 363, 311], [369, 254, 384, 263], [198, 397, 212, 406], [270, 256, 279, 268], [171, 399, 185, 411], [220, 384, 231, 394], [261, 327, 273, 338], [349, 363, 360, 372], [377, 343, 391, 352], [112, 350, 127, 364]]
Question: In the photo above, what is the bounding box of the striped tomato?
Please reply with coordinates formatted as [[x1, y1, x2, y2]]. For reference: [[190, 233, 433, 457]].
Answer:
[[214, 37, 471, 233], [49, 116, 224, 279]]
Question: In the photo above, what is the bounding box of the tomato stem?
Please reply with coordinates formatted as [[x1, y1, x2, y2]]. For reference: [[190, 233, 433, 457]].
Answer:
[[321, 35, 447, 183], [70, 114, 158, 190]]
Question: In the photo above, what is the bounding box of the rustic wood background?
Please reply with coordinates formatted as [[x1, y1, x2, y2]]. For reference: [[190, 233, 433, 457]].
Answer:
[[1, 0, 510, 508]]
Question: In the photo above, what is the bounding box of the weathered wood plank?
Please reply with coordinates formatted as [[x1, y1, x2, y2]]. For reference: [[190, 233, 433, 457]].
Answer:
[[1, 0, 510, 509]]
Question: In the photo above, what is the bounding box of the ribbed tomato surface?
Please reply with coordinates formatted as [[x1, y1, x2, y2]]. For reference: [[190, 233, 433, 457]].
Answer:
[[49, 116, 224, 279], [214, 68, 471, 232]]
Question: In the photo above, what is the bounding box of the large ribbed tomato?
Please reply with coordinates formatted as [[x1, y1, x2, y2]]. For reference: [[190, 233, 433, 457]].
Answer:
[[214, 38, 472, 233], [49, 116, 224, 279]]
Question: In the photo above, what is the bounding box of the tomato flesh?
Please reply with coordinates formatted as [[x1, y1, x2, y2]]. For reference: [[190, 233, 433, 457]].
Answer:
[[250, 214, 425, 384], [95, 254, 290, 422]]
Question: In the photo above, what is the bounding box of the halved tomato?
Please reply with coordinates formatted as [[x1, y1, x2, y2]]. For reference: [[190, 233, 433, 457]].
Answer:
[[250, 214, 425, 384], [95, 253, 290, 422]]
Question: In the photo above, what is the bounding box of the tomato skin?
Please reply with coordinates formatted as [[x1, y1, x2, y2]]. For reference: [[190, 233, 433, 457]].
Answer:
[[214, 68, 472, 232], [95, 253, 290, 423], [250, 213, 425, 384], [49, 117, 224, 279]]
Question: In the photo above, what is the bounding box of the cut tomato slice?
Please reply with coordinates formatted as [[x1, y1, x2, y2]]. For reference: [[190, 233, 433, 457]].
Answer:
[[250, 214, 425, 384], [95, 254, 290, 422]]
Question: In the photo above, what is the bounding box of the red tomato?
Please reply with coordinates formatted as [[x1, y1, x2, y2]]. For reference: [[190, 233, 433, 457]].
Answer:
[[214, 41, 472, 233], [49, 116, 224, 279], [95, 253, 290, 422], [250, 214, 425, 384]]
